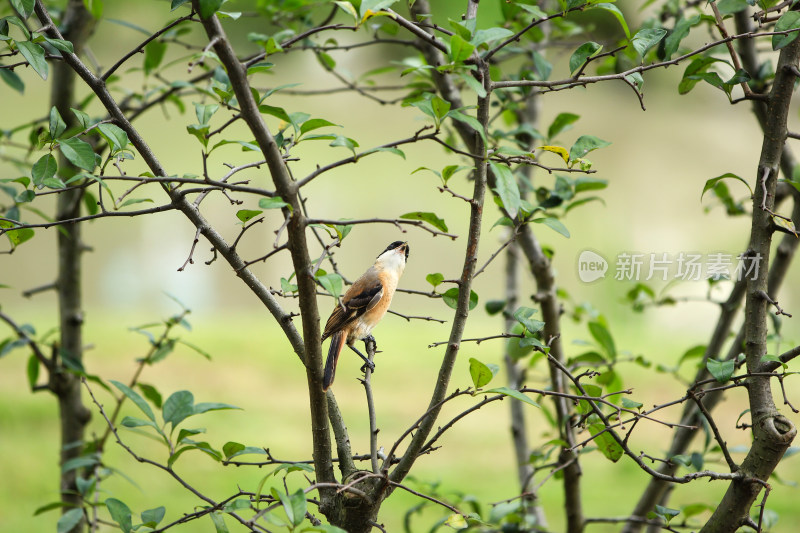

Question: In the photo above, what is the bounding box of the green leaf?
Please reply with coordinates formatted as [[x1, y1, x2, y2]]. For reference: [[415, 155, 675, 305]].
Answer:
[[485, 300, 505, 315], [287, 489, 307, 527], [706, 358, 735, 383], [761, 354, 787, 370], [194, 102, 219, 125], [359, 146, 406, 159], [34, 501, 73, 516], [425, 272, 444, 288], [588, 422, 623, 462], [682, 502, 715, 519], [26, 353, 39, 390], [82, 0, 103, 19], [210, 512, 229, 533], [471, 27, 514, 47], [223, 441, 245, 459], [59, 137, 96, 171], [176, 428, 205, 444], [621, 397, 643, 410], [574, 176, 608, 193], [150, 338, 176, 363], [569, 41, 602, 75], [701, 172, 753, 200], [15, 189, 35, 203], [319, 222, 353, 242], [0, 69, 25, 94], [106, 498, 133, 533], [650, 505, 680, 524], [591, 3, 630, 39], [10, 0, 35, 19], [468, 357, 497, 388], [236, 209, 262, 223], [193, 402, 240, 415], [137, 383, 163, 409], [359, 0, 399, 17], [118, 197, 153, 209], [163, 390, 195, 428], [663, 14, 701, 59], [197, 0, 223, 19], [588, 321, 616, 360], [32, 154, 57, 188], [678, 57, 720, 94], [513, 307, 544, 334], [489, 162, 521, 219], [246, 61, 274, 75], [773, 11, 800, 50], [17, 41, 48, 80], [430, 96, 451, 121], [141, 506, 166, 527], [97, 123, 129, 152], [299, 118, 339, 136], [679, 344, 706, 364], [716, 0, 749, 15], [485, 386, 540, 408], [281, 277, 298, 293], [258, 196, 290, 210], [111, 380, 156, 422], [447, 110, 487, 144], [449, 33, 475, 62], [62, 456, 98, 473], [547, 112, 579, 140], [71, 108, 91, 129], [330, 134, 359, 154], [399, 211, 448, 232], [0, 221, 35, 247], [259, 104, 291, 125], [57, 508, 84, 533], [317, 273, 343, 299], [569, 135, 611, 161], [144, 39, 166, 75], [44, 37, 74, 54], [631, 28, 667, 58], [442, 287, 479, 311], [49, 107, 67, 139], [457, 71, 487, 97], [120, 416, 157, 429], [533, 217, 570, 238]]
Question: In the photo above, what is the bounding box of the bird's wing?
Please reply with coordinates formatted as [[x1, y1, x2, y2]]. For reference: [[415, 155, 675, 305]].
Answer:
[[321, 271, 383, 340]]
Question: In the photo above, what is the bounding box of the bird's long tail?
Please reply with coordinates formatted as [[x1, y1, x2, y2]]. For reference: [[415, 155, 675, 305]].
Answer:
[[323, 331, 346, 391]]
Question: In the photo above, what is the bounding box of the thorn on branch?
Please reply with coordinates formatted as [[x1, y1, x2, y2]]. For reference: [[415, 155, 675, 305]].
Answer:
[[785, 64, 800, 78], [756, 290, 792, 317], [178, 228, 202, 272], [204, 246, 217, 266], [22, 282, 58, 298]]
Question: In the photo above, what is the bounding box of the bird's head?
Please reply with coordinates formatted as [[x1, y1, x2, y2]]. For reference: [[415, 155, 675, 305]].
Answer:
[[375, 241, 409, 273]]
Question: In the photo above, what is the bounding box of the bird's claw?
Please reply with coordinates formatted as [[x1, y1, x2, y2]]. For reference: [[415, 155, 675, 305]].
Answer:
[[364, 335, 377, 351]]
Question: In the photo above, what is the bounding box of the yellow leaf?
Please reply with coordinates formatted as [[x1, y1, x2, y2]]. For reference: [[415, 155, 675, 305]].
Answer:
[[773, 215, 798, 236], [444, 513, 468, 529], [360, 9, 396, 25], [536, 145, 569, 163]]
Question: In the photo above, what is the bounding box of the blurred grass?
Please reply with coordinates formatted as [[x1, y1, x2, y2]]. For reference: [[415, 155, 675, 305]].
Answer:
[[2, 305, 799, 532]]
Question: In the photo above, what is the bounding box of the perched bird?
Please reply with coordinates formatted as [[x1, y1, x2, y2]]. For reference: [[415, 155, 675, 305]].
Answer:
[[321, 241, 409, 390]]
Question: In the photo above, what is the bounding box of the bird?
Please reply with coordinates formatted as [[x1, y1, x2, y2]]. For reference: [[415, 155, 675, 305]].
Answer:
[[321, 241, 409, 390]]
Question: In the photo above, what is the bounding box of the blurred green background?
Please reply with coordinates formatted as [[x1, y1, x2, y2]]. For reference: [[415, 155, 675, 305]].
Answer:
[[2, 1, 799, 531]]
